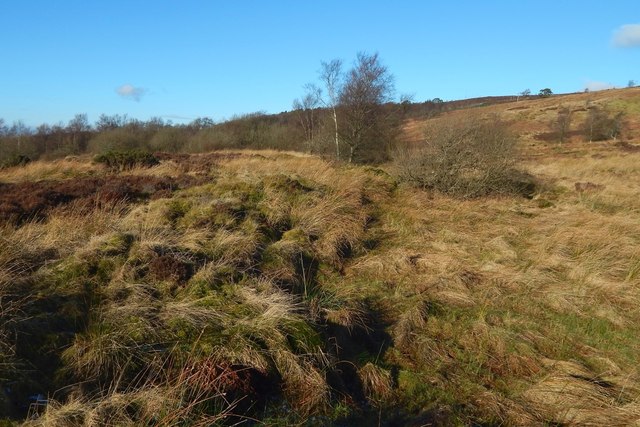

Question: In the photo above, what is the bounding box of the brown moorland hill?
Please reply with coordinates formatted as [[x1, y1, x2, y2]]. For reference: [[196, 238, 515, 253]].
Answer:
[[403, 87, 640, 158]]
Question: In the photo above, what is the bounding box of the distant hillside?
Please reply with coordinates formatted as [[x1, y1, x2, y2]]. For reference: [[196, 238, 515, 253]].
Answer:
[[402, 87, 640, 148]]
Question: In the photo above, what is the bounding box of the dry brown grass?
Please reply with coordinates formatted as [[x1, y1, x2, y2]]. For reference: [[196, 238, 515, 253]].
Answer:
[[26, 359, 237, 427], [348, 140, 640, 423], [523, 359, 640, 426], [4, 135, 640, 424], [358, 362, 394, 405]]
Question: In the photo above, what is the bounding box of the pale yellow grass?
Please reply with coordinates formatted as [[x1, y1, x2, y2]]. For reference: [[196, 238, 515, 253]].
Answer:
[[124, 160, 184, 178], [0, 202, 127, 283], [0, 156, 101, 183]]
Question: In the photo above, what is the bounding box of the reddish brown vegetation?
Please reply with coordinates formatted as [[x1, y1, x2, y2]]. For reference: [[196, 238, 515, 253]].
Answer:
[[615, 141, 640, 152], [533, 130, 582, 142], [183, 359, 266, 396], [148, 254, 194, 284], [0, 174, 207, 224]]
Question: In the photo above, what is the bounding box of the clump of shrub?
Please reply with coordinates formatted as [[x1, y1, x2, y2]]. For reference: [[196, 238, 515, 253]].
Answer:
[[552, 106, 573, 143], [582, 106, 625, 142], [394, 115, 535, 198], [0, 154, 31, 169], [94, 150, 159, 171]]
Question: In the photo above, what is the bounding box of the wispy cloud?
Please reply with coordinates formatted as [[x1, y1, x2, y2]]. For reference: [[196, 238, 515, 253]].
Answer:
[[584, 80, 615, 92], [161, 114, 195, 121], [116, 84, 147, 101], [612, 24, 640, 47]]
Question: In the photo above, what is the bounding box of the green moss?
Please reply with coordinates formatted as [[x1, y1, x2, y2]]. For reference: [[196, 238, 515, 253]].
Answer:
[[260, 243, 289, 269], [165, 198, 192, 223], [212, 179, 264, 205], [284, 319, 323, 352], [97, 232, 134, 256], [179, 201, 241, 229], [362, 166, 399, 192], [174, 180, 267, 231], [91, 258, 116, 285], [281, 227, 308, 244], [535, 198, 554, 208], [397, 370, 444, 412], [50, 258, 91, 286], [182, 265, 238, 298]]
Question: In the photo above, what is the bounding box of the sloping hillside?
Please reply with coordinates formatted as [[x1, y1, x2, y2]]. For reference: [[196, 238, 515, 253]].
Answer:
[[403, 87, 640, 153]]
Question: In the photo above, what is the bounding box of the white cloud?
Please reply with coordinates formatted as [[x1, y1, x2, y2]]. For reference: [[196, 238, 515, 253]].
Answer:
[[584, 80, 615, 92], [116, 84, 147, 101], [612, 24, 640, 47]]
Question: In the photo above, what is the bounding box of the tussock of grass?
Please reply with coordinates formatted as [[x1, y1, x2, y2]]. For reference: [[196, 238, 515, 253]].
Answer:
[[358, 362, 393, 405]]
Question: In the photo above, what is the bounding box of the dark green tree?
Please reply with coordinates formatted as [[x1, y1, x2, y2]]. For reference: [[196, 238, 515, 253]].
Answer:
[[539, 88, 553, 97]]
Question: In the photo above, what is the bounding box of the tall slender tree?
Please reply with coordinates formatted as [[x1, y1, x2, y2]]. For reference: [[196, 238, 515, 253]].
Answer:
[[320, 59, 343, 160]]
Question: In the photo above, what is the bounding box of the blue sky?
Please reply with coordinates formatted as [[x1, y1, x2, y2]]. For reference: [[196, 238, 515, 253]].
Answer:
[[1, 1, 638, 127]]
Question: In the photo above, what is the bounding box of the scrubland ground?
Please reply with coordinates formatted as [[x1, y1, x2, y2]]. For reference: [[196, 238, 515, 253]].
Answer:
[[1, 92, 640, 426]]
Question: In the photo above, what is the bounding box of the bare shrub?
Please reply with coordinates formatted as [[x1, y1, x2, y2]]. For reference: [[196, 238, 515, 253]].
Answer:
[[0, 154, 31, 169], [582, 106, 625, 142], [393, 115, 535, 198], [93, 150, 159, 171], [552, 106, 573, 143]]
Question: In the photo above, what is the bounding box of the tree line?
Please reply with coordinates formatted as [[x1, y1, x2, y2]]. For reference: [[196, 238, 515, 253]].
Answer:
[[0, 112, 306, 167], [3, 51, 628, 168], [0, 52, 408, 167]]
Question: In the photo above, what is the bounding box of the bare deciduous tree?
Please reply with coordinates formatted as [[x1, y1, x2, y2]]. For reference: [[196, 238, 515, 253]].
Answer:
[[320, 59, 343, 160], [339, 52, 395, 163], [583, 107, 624, 142], [293, 84, 322, 152], [553, 106, 573, 144], [517, 89, 531, 101], [66, 113, 92, 152]]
